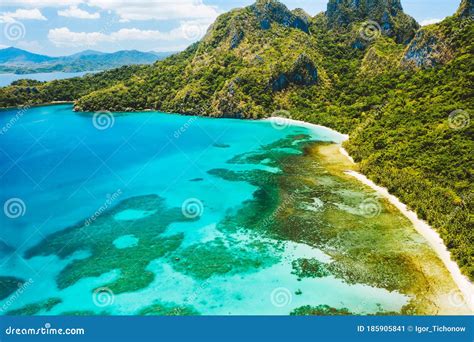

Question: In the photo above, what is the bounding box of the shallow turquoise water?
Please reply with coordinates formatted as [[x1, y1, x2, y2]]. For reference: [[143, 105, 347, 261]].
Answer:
[[0, 105, 408, 315]]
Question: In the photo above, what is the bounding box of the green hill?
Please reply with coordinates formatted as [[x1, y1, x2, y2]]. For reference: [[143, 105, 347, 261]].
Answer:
[[0, 0, 472, 279], [0, 47, 172, 74]]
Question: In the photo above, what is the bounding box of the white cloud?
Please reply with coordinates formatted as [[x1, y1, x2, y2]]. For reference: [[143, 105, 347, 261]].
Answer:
[[48, 20, 210, 47], [0, 8, 47, 23], [58, 6, 100, 19], [420, 18, 442, 26], [87, 0, 220, 21], [3, 0, 220, 22], [48, 27, 111, 47], [1, 1, 82, 7]]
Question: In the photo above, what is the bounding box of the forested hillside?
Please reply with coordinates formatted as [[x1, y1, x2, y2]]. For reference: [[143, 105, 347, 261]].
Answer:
[[0, 0, 472, 279]]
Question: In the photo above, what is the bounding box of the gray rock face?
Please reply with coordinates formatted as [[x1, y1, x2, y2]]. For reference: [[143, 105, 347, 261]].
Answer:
[[230, 29, 245, 49], [251, 0, 310, 33], [271, 54, 318, 91], [458, 0, 474, 18], [326, 0, 419, 44], [327, 0, 403, 25], [401, 30, 451, 69]]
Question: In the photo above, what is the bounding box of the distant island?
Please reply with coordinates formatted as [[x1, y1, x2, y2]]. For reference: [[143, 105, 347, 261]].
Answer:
[[0, 47, 175, 74]]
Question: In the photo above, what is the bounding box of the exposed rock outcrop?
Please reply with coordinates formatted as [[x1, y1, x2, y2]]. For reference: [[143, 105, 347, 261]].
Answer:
[[326, 0, 419, 44], [401, 30, 452, 69], [457, 0, 474, 18], [251, 0, 310, 33], [271, 54, 318, 91]]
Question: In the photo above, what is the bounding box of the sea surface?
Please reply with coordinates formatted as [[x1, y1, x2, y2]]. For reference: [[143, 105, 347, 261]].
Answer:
[[0, 72, 97, 87], [0, 104, 460, 316]]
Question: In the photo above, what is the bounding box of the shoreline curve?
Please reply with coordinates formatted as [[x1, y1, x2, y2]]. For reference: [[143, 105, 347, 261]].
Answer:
[[264, 116, 474, 313]]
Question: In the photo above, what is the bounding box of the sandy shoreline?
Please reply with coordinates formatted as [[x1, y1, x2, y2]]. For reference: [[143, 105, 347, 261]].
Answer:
[[263, 117, 348, 143], [345, 170, 474, 312], [267, 116, 474, 312]]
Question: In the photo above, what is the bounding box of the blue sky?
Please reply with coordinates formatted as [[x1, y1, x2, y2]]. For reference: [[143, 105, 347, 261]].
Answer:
[[0, 0, 462, 56]]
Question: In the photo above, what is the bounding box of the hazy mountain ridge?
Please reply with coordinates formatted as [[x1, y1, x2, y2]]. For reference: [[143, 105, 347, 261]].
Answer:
[[0, 47, 174, 74]]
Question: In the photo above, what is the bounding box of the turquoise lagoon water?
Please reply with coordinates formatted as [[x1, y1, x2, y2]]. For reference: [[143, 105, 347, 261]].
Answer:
[[0, 104, 408, 315]]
